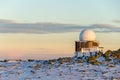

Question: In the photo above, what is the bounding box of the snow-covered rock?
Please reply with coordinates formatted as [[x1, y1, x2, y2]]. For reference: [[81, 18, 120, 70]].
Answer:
[[0, 60, 119, 80]]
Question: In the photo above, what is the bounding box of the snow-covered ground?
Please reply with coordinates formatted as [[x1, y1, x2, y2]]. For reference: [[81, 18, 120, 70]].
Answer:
[[0, 61, 120, 80]]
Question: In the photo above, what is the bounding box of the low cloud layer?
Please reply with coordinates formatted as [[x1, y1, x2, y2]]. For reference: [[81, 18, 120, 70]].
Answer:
[[0, 19, 120, 34], [113, 20, 120, 23]]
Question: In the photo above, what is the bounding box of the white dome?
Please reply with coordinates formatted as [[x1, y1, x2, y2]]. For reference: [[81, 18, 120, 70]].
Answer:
[[79, 29, 96, 41]]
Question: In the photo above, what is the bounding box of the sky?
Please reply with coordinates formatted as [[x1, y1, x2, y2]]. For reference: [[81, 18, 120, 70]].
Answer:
[[0, 0, 120, 60]]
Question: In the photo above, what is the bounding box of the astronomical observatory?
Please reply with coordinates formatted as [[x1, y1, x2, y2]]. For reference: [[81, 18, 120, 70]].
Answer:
[[75, 29, 103, 57]]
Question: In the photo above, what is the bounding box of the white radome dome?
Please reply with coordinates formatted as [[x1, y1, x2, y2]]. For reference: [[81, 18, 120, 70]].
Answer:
[[80, 29, 96, 41]]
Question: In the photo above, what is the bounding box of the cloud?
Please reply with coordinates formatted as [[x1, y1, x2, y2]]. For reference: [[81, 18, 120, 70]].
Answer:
[[0, 19, 16, 23], [88, 24, 120, 32], [113, 20, 120, 23], [0, 19, 120, 34]]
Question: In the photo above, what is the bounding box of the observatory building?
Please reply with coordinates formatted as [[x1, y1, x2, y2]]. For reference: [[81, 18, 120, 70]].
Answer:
[[75, 29, 103, 57]]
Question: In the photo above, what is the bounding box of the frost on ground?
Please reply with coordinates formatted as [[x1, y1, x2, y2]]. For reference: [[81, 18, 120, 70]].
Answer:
[[0, 49, 120, 80], [0, 60, 119, 80]]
